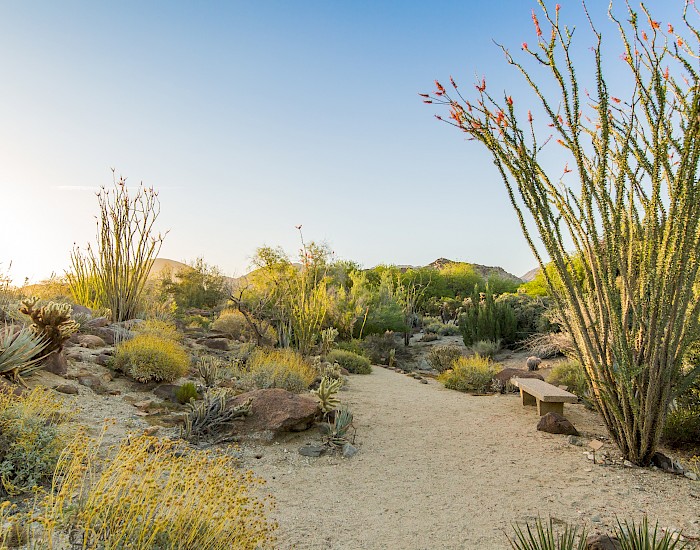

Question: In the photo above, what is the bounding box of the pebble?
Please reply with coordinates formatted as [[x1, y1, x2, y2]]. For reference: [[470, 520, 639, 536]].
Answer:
[[342, 443, 358, 458], [623, 460, 635, 468], [420, 379, 428, 384], [591, 515, 602, 523], [299, 445, 325, 458], [684, 471, 698, 481]]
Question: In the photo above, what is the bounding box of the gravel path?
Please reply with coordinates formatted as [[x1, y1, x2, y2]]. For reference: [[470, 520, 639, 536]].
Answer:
[[245, 366, 700, 549]]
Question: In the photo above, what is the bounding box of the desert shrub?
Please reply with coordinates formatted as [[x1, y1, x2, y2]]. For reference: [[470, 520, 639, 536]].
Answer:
[[427, 343, 463, 373], [547, 360, 588, 398], [459, 287, 518, 347], [132, 318, 183, 342], [438, 323, 460, 336], [39, 433, 275, 549], [496, 293, 555, 338], [361, 302, 406, 337], [212, 309, 248, 340], [236, 348, 315, 393], [182, 391, 252, 443], [325, 349, 371, 375], [420, 333, 440, 342], [470, 339, 501, 358], [114, 334, 191, 383], [334, 339, 366, 357], [159, 258, 230, 312], [522, 331, 573, 359], [663, 406, 700, 449], [0, 387, 66, 496], [184, 313, 212, 330], [175, 382, 199, 404], [424, 318, 460, 336], [361, 332, 400, 365], [438, 354, 500, 393]]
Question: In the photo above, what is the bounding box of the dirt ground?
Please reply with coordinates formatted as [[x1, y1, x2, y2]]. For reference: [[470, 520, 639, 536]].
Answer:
[[236, 349, 700, 549]]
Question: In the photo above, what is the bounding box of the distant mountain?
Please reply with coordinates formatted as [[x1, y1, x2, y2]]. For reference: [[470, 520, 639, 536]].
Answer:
[[426, 258, 522, 283], [148, 258, 190, 279], [520, 267, 540, 283]]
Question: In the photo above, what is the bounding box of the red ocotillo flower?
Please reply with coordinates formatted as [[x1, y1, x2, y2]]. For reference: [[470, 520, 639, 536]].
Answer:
[[532, 10, 542, 37]]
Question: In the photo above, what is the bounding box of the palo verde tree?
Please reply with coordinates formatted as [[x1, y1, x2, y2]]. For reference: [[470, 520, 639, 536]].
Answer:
[[68, 171, 166, 322], [425, 2, 700, 464]]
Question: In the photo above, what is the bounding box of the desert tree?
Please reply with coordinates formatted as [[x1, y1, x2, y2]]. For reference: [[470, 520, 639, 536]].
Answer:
[[425, 1, 700, 464], [68, 171, 166, 322]]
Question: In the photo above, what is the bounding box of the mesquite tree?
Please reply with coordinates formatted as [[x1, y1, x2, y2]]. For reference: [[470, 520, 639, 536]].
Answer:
[[425, 2, 700, 464]]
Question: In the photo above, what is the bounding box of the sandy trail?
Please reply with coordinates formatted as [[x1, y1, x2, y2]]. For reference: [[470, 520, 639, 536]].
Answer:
[[244, 365, 700, 549]]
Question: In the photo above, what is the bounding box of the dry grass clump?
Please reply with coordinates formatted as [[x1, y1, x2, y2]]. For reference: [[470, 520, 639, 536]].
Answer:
[[235, 348, 315, 393], [114, 334, 190, 383], [37, 432, 276, 549], [521, 331, 573, 359], [546, 360, 588, 398], [0, 387, 68, 496], [438, 354, 501, 393]]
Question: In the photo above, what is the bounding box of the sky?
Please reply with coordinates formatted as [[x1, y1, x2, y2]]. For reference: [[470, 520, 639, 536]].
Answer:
[[0, 0, 687, 285]]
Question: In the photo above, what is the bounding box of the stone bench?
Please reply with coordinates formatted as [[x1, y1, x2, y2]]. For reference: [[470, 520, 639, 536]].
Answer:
[[512, 378, 578, 416]]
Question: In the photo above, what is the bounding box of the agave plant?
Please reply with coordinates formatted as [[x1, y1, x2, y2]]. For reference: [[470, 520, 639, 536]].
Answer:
[[616, 517, 689, 550], [321, 406, 354, 448], [506, 517, 586, 550], [0, 325, 49, 381]]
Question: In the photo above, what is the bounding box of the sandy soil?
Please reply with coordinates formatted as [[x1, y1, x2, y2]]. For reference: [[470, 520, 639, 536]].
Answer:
[[238, 363, 700, 549]]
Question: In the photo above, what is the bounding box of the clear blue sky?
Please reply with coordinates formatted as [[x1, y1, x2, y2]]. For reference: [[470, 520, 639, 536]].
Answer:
[[0, 0, 683, 284]]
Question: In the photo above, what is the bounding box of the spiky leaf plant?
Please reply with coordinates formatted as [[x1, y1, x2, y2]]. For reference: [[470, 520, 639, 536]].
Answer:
[[426, 2, 700, 464], [506, 517, 586, 550], [0, 325, 48, 380], [616, 517, 689, 550], [19, 297, 78, 354]]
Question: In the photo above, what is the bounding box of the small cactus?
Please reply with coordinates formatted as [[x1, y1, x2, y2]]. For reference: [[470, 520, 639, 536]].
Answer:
[[19, 297, 79, 354], [312, 376, 342, 414]]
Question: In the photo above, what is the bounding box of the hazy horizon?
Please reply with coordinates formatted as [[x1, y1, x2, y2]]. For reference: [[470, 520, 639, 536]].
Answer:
[[1, 0, 684, 285]]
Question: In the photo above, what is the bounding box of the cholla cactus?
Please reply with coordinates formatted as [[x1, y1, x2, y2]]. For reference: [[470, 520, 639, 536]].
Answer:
[[311, 376, 342, 414], [320, 327, 338, 356], [19, 297, 79, 354], [181, 391, 252, 443]]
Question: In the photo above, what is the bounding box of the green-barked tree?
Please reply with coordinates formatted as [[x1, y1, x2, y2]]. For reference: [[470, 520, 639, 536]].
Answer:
[[425, 1, 700, 465]]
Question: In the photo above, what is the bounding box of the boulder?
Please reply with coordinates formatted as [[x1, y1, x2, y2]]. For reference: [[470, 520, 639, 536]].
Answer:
[[85, 327, 117, 345], [71, 334, 106, 349], [41, 350, 68, 376], [537, 412, 579, 436], [85, 316, 110, 328], [493, 368, 544, 385], [197, 337, 230, 351], [153, 384, 181, 402], [71, 304, 92, 316], [229, 388, 320, 434], [586, 534, 622, 550], [95, 354, 112, 367], [77, 374, 106, 394], [526, 356, 542, 371]]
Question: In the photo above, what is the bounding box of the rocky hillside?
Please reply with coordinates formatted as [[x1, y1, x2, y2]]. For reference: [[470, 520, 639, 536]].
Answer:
[[426, 258, 522, 283]]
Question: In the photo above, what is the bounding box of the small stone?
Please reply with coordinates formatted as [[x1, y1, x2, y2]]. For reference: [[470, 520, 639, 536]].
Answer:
[[54, 384, 79, 395], [299, 445, 325, 457], [591, 515, 602, 523], [685, 471, 698, 481], [623, 460, 635, 468], [133, 400, 153, 410], [77, 374, 106, 394], [586, 533, 622, 550], [420, 379, 428, 384], [587, 453, 595, 461], [143, 426, 160, 436], [341, 443, 358, 458], [95, 354, 112, 367], [74, 334, 106, 349], [567, 435, 586, 446]]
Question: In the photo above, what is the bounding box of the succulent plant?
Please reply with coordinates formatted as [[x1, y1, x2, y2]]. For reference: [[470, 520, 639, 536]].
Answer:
[[311, 376, 342, 414], [19, 297, 79, 354], [0, 325, 49, 380]]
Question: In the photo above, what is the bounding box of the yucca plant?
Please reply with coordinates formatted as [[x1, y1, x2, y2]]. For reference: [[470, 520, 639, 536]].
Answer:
[[0, 325, 48, 381], [616, 517, 689, 550], [506, 518, 586, 550], [426, 2, 700, 465]]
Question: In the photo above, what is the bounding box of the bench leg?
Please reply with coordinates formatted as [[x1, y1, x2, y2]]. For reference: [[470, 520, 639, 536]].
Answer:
[[537, 401, 564, 416], [520, 389, 536, 407]]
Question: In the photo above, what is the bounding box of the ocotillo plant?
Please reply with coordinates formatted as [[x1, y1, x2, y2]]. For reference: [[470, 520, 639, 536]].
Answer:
[[68, 171, 166, 322], [425, 2, 700, 464]]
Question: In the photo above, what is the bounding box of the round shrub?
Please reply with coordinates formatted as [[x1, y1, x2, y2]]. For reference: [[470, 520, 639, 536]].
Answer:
[[438, 355, 500, 393], [546, 360, 588, 398], [427, 343, 463, 373], [360, 332, 400, 365], [211, 309, 276, 344], [325, 349, 372, 374], [237, 348, 316, 393], [114, 334, 191, 383], [470, 339, 501, 358]]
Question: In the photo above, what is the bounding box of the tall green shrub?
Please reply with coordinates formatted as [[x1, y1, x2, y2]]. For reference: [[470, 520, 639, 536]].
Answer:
[[458, 286, 517, 346], [427, 3, 700, 464]]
